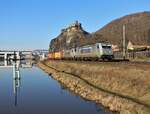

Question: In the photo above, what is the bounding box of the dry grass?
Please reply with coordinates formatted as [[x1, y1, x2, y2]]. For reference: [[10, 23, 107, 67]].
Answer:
[[45, 60, 150, 107]]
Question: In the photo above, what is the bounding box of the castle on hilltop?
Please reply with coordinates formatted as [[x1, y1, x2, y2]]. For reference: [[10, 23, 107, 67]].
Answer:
[[61, 21, 83, 33]]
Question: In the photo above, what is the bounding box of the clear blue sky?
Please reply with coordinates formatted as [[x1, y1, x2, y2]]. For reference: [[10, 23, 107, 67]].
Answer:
[[0, 0, 150, 50]]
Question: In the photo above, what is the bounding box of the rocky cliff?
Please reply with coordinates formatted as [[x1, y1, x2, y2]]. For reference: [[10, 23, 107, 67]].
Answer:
[[49, 21, 91, 52]]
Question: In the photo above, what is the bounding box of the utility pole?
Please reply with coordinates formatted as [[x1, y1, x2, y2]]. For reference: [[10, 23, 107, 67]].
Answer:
[[123, 24, 126, 59]]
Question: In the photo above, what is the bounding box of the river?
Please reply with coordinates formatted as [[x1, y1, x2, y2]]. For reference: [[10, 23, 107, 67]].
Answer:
[[0, 60, 111, 114]]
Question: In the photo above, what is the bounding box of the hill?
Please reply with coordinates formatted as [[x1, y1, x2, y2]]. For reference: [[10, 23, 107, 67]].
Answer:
[[94, 11, 150, 49], [49, 12, 150, 51]]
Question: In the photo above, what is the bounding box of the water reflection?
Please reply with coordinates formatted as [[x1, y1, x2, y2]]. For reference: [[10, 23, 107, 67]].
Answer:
[[13, 61, 21, 107], [0, 60, 33, 68], [0, 60, 33, 107], [0, 60, 111, 114]]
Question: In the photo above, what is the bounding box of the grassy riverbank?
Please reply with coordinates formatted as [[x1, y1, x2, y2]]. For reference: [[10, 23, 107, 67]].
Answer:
[[38, 60, 150, 114]]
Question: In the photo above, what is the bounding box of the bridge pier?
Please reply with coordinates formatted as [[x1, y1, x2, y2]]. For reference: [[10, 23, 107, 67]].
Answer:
[[16, 52, 20, 60], [4, 53, 8, 60]]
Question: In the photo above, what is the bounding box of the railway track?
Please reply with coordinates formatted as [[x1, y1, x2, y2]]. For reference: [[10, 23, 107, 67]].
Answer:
[[46, 59, 150, 65]]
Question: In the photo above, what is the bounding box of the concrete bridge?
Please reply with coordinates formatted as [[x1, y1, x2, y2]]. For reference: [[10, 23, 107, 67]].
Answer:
[[0, 50, 33, 60]]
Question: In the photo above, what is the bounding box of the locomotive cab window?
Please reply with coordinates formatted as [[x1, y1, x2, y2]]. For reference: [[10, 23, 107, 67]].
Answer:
[[102, 46, 111, 49]]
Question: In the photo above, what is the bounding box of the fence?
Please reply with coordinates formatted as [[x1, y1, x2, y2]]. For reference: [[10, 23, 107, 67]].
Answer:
[[114, 50, 150, 59]]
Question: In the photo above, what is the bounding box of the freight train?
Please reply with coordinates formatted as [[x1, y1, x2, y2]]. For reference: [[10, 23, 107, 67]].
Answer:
[[48, 42, 114, 61]]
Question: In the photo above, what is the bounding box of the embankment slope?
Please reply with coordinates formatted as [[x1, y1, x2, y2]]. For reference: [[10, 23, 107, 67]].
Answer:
[[38, 60, 150, 114]]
